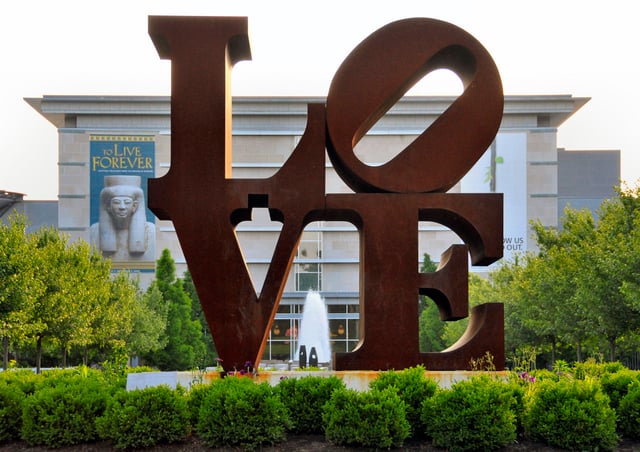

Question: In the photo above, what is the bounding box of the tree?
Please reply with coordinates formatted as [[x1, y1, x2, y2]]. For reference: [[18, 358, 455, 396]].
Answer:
[[82, 270, 138, 364], [500, 184, 640, 364], [1, 214, 172, 369], [28, 228, 113, 372], [418, 253, 446, 352], [498, 208, 596, 366], [0, 213, 43, 369], [502, 252, 576, 364], [183, 270, 217, 363], [29, 228, 76, 372], [572, 186, 640, 360], [127, 282, 167, 358], [63, 241, 112, 366], [441, 273, 492, 347], [143, 249, 206, 370]]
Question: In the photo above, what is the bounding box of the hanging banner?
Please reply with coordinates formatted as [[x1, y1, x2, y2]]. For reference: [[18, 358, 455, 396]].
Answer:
[[89, 135, 156, 270]]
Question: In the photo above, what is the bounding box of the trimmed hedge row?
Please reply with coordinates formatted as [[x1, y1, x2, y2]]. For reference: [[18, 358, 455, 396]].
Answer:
[[1, 364, 639, 450]]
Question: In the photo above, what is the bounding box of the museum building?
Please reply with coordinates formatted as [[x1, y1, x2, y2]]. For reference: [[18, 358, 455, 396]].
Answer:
[[4, 94, 620, 361]]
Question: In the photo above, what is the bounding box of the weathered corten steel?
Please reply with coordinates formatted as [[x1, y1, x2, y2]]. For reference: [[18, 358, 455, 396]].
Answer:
[[147, 16, 505, 371], [326, 18, 504, 194]]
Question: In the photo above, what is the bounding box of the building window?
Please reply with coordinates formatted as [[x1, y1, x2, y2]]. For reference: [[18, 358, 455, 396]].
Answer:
[[328, 303, 360, 353], [262, 296, 359, 364], [295, 230, 322, 291]]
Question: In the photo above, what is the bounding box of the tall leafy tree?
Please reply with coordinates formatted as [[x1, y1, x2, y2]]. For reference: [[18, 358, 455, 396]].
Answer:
[[0, 213, 43, 369], [441, 273, 492, 347], [82, 270, 138, 364], [28, 228, 112, 371], [418, 253, 446, 352], [127, 282, 167, 359], [499, 209, 598, 364], [503, 185, 640, 363], [572, 186, 640, 360], [29, 228, 76, 372], [64, 241, 112, 366], [503, 252, 574, 363]]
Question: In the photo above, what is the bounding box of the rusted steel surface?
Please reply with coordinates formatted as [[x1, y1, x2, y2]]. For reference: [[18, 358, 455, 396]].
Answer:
[[147, 16, 505, 371], [326, 18, 503, 194]]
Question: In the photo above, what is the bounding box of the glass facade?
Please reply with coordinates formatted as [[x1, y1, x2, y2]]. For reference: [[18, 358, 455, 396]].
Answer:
[[295, 229, 322, 291]]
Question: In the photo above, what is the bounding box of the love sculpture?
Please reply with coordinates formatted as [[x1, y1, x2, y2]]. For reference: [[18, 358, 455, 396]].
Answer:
[[147, 16, 505, 371]]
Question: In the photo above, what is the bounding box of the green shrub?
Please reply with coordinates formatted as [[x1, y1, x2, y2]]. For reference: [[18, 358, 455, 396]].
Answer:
[[599, 369, 639, 410], [524, 378, 618, 451], [573, 359, 625, 380], [197, 378, 291, 450], [0, 381, 25, 442], [21, 375, 110, 447], [125, 365, 155, 373], [0, 369, 43, 395], [275, 375, 344, 434], [0, 370, 43, 443], [530, 368, 563, 382], [421, 376, 518, 452], [617, 381, 640, 439], [369, 365, 438, 437], [322, 387, 410, 448], [503, 377, 527, 435], [96, 385, 190, 449], [36, 366, 122, 391], [187, 382, 213, 428]]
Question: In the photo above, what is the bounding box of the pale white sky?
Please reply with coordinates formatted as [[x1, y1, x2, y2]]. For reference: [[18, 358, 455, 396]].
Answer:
[[2, 0, 638, 200]]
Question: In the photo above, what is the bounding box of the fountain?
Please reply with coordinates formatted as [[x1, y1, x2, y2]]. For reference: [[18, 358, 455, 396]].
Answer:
[[296, 291, 332, 367]]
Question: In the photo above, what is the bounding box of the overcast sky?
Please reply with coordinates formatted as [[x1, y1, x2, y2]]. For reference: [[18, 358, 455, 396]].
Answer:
[[2, 0, 638, 200]]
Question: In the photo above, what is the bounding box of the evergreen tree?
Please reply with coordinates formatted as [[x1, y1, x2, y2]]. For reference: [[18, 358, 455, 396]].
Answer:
[[182, 270, 218, 365], [143, 249, 206, 370]]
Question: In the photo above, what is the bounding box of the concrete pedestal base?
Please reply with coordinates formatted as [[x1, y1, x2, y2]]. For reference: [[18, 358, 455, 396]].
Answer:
[[126, 369, 507, 391]]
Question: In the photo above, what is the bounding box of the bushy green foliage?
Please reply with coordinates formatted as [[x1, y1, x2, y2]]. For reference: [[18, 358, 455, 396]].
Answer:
[[125, 365, 155, 373], [573, 359, 626, 380], [617, 381, 640, 439], [186, 382, 215, 427], [275, 375, 344, 434], [35, 366, 111, 389], [524, 378, 618, 451], [100, 344, 129, 382], [0, 381, 25, 441], [197, 378, 291, 450], [599, 369, 639, 410], [503, 378, 527, 435], [369, 365, 438, 437], [20, 375, 110, 447], [322, 387, 410, 448], [96, 385, 190, 449], [529, 368, 563, 382], [0, 369, 43, 395], [422, 376, 518, 452]]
